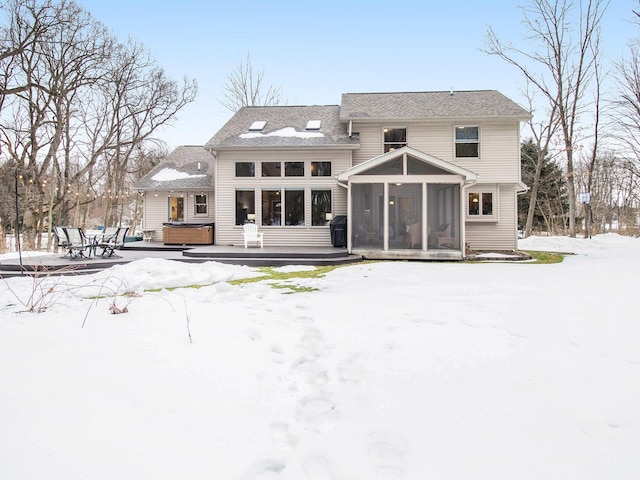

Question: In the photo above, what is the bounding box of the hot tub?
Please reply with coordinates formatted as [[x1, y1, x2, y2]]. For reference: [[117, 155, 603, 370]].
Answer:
[[162, 222, 214, 245]]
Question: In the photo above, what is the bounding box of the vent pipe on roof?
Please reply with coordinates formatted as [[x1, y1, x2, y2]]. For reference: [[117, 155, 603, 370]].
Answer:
[[197, 162, 201, 172], [450, 87, 454, 96]]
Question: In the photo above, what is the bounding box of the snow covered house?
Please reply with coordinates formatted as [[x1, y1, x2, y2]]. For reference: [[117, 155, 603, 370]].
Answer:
[[137, 90, 530, 259]]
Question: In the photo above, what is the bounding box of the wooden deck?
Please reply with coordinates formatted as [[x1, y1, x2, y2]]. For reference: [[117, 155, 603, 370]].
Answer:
[[0, 241, 363, 277]]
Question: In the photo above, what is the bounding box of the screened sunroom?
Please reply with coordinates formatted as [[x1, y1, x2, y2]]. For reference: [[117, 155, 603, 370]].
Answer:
[[337, 147, 478, 260]]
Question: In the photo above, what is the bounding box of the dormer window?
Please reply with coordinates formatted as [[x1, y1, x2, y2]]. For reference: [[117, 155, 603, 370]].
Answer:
[[306, 120, 321, 130], [249, 120, 267, 131], [383, 128, 407, 153]]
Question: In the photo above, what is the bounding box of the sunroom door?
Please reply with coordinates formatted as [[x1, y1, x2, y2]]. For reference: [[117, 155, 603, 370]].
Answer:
[[389, 183, 422, 250]]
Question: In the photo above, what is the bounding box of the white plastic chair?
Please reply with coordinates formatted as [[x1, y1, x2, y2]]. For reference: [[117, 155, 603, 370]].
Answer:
[[243, 223, 264, 248]]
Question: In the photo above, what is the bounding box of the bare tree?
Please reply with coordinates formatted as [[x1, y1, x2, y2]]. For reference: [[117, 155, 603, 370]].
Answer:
[[486, 0, 608, 237], [519, 85, 561, 237], [0, 0, 196, 249], [220, 53, 283, 112]]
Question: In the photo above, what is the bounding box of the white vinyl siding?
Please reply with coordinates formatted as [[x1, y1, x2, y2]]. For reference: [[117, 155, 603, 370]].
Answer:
[[215, 149, 349, 246], [353, 121, 521, 183], [455, 122, 521, 182], [352, 124, 382, 166], [464, 184, 518, 250]]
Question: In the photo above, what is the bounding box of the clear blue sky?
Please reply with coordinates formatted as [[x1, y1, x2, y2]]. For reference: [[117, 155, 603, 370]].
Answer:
[[76, 0, 638, 150]]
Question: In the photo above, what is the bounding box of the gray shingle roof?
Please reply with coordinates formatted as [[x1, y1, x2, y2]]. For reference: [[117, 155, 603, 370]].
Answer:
[[340, 90, 531, 121], [135, 146, 214, 190], [205, 105, 359, 149]]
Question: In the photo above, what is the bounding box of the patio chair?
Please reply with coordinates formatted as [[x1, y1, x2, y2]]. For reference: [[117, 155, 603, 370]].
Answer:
[[428, 223, 453, 249], [62, 227, 94, 259], [243, 223, 263, 248], [96, 226, 129, 257], [52, 226, 71, 256]]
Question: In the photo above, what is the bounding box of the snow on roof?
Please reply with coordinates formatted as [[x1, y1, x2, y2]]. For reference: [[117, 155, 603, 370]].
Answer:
[[239, 126, 324, 139], [151, 168, 206, 182]]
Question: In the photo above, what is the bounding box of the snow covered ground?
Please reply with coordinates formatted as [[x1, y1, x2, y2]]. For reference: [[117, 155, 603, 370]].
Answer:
[[0, 234, 638, 479]]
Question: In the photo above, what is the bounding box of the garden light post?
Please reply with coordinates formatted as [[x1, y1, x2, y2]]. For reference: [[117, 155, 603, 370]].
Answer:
[[14, 167, 24, 272]]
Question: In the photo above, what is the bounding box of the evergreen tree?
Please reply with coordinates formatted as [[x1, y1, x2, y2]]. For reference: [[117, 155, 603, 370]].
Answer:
[[519, 139, 569, 233]]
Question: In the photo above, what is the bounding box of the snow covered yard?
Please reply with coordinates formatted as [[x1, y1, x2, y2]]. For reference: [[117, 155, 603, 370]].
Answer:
[[0, 234, 639, 479]]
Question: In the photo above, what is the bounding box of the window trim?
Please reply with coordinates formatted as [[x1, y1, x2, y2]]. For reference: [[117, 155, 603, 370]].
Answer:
[[235, 161, 255, 177], [311, 188, 332, 227], [194, 193, 208, 216], [284, 161, 304, 177], [465, 186, 498, 222], [311, 161, 332, 177], [235, 189, 256, 226], [284, 188, 305, 226], [383, 127, 407, 153], [455, 125, 480, 159]]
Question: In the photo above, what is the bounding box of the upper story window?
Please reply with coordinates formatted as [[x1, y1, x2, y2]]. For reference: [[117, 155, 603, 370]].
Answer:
[[194, 194, 208, 215], [455, 126, 479, 158], [311, 161, 331, 177], [262, 162, 281, 176], [236, 162, 255, 177], [383, 128, 407, 153], [285, 162, 304, 176], [261, 161, 305, 177]]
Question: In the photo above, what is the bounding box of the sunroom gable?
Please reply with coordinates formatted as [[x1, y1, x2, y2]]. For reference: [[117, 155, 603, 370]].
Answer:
[[336, 146, 478, 183]]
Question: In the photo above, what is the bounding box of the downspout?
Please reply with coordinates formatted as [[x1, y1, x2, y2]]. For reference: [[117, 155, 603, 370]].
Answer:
[[461, 177, 478, 258], [336, 176, 349, 251]]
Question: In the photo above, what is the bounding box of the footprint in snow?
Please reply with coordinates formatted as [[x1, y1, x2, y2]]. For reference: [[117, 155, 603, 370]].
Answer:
[[240, 459, 285, 480], [366, 430, 409, 478], [302, 453, 337, 480], [270, 422, 298, 450], [337, 354, 368, 384], [296, 395, 339, 433]]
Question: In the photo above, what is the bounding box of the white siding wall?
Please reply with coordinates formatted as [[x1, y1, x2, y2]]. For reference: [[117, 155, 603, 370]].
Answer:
[[465, 184, 518, 250], [352, 120, 521, 182], [216, 149, 351, 246], [142, 190, 215, 242], [455, 122, 521, 182]]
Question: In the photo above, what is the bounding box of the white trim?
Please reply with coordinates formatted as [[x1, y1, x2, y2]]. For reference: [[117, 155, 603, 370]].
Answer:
[[454, 125, 480, 160], [336, 146, 478, 183]]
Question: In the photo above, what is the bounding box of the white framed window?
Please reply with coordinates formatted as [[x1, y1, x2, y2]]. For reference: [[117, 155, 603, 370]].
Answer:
[[261, 189, 282, 226], [194, 194, 208, 215], [235, 162, 255, 177], [236, 190, 255, 225], [311, 189, 332, 226], [455, 126, 479, 158], [466, 186, 497, 221], [284, 189, 305, 226], [311, 161, 331, 177], [383, 127, 407, 153]]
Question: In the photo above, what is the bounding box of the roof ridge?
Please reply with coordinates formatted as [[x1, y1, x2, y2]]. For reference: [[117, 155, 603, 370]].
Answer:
[[342, 90, 498, 95]]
